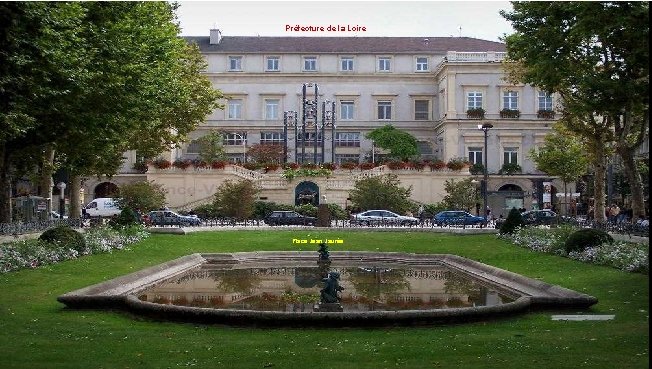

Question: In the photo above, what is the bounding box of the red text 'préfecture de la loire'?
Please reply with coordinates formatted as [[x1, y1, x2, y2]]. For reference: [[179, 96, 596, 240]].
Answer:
[[285, 24, 367, 32]]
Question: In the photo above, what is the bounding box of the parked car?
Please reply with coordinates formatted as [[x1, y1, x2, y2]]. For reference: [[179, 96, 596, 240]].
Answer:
[[350, 210, 419, 226], [265, 211, 316, 226], [147, 210, 202, 226], [495, 209, 558, 229], [433, 211, 486, 226], [49, 210, 68, 220], [82, 198, 121, 218]]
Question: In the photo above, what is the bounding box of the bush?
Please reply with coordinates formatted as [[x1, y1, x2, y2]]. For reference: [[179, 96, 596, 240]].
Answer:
[[192, 203, 222, 219], [118, 181, 167, 212], [327, 203, 349, 220], [564, 228, 614, 253], [39, 226, 86, 253], [252, 201, 294, 219], [295, 204, 318, 217], [109, 207, 140, 228], [499, 208, 525, 234]]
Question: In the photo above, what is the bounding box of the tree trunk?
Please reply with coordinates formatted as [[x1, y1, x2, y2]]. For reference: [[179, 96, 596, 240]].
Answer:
[[616, 146, 645, 220], [69, 175, 82, 218], [592, 146, 607, 223], [39, 145, 55, 200], [0, 143, 12, 223]]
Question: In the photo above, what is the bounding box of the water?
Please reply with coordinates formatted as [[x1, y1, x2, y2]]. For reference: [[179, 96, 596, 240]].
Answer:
[[138, 263, 517, 312]]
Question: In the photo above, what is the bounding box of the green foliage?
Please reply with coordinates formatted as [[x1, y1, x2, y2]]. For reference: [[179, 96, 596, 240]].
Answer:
[[498, 162, 522, 175], [469, 163, 484, 175], [192, 203, 222, 219], [196, 131, 227, 163], [212, 180, 259, 220], [499, 208, 525, 235], [564, 228, 614, 253], [109, 207, 140, 228], [349, 174, 413, 214], [117, 181, 167, 212], [281, 167, 332, 181], [446, 157, 469, 171], [423, 203, 448, 218], [327, 203, 349, 220], [247, 144, 284, 164], [442, 179, 480, 212], [365, 125, 418, 161], [294, 204, 318, 217], [528, 125, 588, 183], [38, 226, 86, 253]]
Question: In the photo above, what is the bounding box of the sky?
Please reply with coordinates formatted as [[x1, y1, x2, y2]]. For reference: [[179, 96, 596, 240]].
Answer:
[[175, 1, 515, 42]]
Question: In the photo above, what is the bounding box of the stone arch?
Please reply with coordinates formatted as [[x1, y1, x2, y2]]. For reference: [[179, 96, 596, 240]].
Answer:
[[94, 182, 119, 198], [294, 181, 319, 206]]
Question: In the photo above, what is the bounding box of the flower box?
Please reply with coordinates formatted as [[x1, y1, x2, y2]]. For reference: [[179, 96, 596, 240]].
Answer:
[[466, 108, 485, 120], [500, 109, 521, 119], [537, 110, 556, 119]]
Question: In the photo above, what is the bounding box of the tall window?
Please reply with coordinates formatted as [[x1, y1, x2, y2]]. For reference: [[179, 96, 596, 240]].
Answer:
[[468, 147, 483, 165], [467, 92, 483, 109], [538, 91, 553, 110], [335, 132, 361, 147], [303, 57, 317, 71], [416, 57, 429, 71], [503, 90, 519, 110], [377, 101, 392, 120], [340, 101, 355, 120], [335, 154, 359, 164], [228, 56, 242, 71], [186, 139, 201, 154], [378, 57, 391, 72], [264, 99, 280, 120], [227, 99, 242, 119], [340, 57, 354, 71], [266, 57, 280, 71], [503, 147, 518, 164], [260, 132, 284, 145], [414, 100, 429, 120]]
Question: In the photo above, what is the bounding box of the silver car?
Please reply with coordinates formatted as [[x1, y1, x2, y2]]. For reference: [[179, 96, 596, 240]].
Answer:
[[350, 210, 419, 226]]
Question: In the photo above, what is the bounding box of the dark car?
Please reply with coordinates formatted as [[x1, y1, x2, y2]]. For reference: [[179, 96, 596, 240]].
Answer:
[[521, 210, 558, 225], [433, 211, 486, 226], [148, 210, 202, 226], [265, 211, 316, 226]]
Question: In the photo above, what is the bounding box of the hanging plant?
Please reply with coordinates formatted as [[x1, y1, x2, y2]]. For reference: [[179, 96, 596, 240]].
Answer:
[[429, 160, 446, 171], [152, 158, 171, 169], [173, 159, 192, 169]]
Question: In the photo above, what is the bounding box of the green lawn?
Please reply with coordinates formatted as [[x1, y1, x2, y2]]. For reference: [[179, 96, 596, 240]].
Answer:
[[0, 230, 648, 369]]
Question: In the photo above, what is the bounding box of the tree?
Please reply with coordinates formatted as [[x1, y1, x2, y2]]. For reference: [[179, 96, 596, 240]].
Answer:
[[247, 144, 285, 164], [0, 2, 222, 222], [196, 131, 227, 163], [365, 125, 418, 161], [501, 2, 649, 220], [529, 124, 589, 215], [117, 181, 167, 212], [212, 180, 259, 220], [349, 174, 413, 214], [441, 178, 480, 213]]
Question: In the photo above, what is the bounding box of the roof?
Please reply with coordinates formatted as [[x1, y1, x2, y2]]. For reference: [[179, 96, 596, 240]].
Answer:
[[183, 36, 506, 54]]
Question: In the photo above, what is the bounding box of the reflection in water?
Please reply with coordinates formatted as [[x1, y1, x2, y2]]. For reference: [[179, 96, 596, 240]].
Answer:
[[138, 264, 516, 312]]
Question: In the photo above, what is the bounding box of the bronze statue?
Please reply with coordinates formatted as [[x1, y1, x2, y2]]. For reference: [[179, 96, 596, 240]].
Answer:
[[320, 271, 343, 303]]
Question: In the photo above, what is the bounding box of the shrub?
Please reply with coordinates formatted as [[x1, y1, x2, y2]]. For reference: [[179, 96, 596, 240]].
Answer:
[[39, 226, 86, 253], [191, 203, 222, 219], [109, 207, 140, 228], [327, 203, 348, 220], [564, 228, 614, 253], [295, 204, 318, 217], [359, 162, 375, 170], [340, 162, 358, 170], [499, 208, 525, 234], [252, 201, 294, 219], [118, 181, 167, 212]]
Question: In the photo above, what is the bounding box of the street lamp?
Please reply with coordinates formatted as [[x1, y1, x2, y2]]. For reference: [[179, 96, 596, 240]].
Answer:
[[478, 123, 493, 224], [283, 111, 298, 164], [56, 182, 66, 219]]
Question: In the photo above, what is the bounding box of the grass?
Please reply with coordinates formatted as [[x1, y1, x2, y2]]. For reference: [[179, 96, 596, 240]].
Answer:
[[0, 230, 648, 369]]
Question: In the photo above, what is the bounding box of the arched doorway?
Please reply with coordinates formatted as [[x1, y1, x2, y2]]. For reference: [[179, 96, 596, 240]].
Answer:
[[294, 181, 319, 206], [497, 184, 525, 215], [94, 182, 119, 198]]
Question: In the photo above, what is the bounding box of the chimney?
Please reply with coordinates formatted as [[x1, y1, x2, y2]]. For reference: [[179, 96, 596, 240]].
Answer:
[[209, 28, 222, 45]]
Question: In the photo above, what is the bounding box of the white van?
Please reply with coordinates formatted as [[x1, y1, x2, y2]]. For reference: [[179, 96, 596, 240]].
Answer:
[[83, 198, 122, 218]]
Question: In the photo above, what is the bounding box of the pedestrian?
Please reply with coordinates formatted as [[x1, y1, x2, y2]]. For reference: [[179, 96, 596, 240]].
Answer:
[[609, 203, 620, 223]]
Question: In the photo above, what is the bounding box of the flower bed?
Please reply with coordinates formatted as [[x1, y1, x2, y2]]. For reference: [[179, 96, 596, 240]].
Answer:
[[501, 225, 648, 274], [0, 226, 149, 273]]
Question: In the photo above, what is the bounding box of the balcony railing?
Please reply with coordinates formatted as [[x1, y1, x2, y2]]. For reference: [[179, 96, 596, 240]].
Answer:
[[445, 51, 506, 63]]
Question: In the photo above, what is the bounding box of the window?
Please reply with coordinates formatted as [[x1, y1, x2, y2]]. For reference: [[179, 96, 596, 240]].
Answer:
[[336, 154, 359, 164], [224, 132, 246, 146], [266, 57, 280, 71], [378, 57, 391, 72], [335, 132, 361, 147], [503, 90, 519, 110], [468, 147, 483, 165], [340, 101, 355, 120], [297, 131, 322, 144], [303, 56, 317, 71], [503, 147, 518, 164], [264, 99, 280, 120], [186, 139, 201, 154], [260, 132, 284, 145], [414, 100, 429, 120], [377, 101, 392, 120], [228, 56, 242, 71], [340, 57, 354, 71], [227, 99, 242, 119], [538, 91, 553, 110], [416, 57, 429, 71], [467, 92, 483, 109]]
